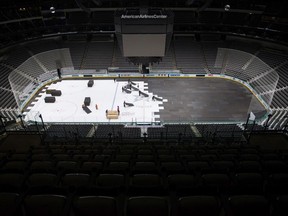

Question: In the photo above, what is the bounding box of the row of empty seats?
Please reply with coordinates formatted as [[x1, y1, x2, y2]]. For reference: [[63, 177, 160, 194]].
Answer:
[[2, 193, 287, 216], [22, 122, 283, 142], [45, 124, 94, 139], [195, 124, 243, 138]]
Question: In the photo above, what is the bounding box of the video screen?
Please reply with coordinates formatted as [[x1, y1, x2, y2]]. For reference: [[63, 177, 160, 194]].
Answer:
[[122, 34, 166, 57]]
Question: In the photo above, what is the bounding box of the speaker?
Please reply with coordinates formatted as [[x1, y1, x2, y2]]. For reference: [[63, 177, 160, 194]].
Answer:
[[87, 80, 94, 87], [51, 90, 62, 96], [84, 97, 91, 106], [45, 97, 56, 103]]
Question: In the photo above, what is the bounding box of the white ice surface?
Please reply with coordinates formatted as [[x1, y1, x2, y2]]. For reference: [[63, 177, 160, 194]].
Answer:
[[24, 80, 167, 123]]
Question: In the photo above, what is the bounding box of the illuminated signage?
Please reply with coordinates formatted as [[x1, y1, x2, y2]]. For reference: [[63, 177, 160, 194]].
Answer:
[[121, 14, 167, 19]]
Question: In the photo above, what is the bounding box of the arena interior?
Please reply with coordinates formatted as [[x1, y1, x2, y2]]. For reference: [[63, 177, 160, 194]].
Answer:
[[0, 0, 288, 215]]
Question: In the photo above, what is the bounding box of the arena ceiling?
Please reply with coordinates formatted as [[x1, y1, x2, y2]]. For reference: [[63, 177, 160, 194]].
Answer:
[[0, 0, 287, 48]]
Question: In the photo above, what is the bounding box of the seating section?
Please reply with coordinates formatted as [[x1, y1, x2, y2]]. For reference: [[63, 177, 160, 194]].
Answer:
[[45, 124, 93, 139], [148, 124, 195, 139], [112, 41, 138, 69], [269, 110, 288, 130], [174, 37, 207, 74], [226, 40, 261, 55], [18, 122, 278, 142], [202, 41, 224, 74], [271, 89, 288, 109], [5, 46, 31, 69], [35, 48, 73, 73], [275, 63, 288, 88], [257, 50, 288, 69], [80, 42, 113, 70], [0, 139, 288, 215], [195, 124, 243, 138], [244, 124, 265, 131], [94, 124, 124, 139], [0, 89, 17, 109], [151, 45, 176, 70], [64, 42, 86, 70], [24, 39, 60, 55]]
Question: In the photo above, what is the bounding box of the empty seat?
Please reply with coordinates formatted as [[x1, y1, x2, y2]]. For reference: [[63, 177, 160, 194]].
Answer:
[[132, 162, 158, 174], [66, 150, 82, 155], [31, 149, 49, 154], [161, 162, 186, 175], [53, 154, 71, 161], [227, 195, 269, 216], [30, 161, 55, 173], [157, 150, 172, 155], [239, 154, 260, 161], [261, 153, 279, 160], [262, 160, 288, 174], [180, 155, 198, 163], [137, 149, 153, 155], [1, 161, 27, 172], [135, 155, 155, 162], [50, 149, 65, 154], [119, 149, 134, 154], [240, 148, 258, 154], [273, 195, 288, 216], [26, 173, 61, 195], [127, 196, 169, 216], [27, 173, 58, 188], [187, 161, 210, 173], [218, 154, 236, 161], [178, 196, 221, 216], [233, 173, 264, 195], [0, 173, 25, 192], [95, 174, 125, 195], [237, 161, 262, 173], [158, 155, 177, 162], [0, 152, 7, 161], [96, 174, 125, 187], [0, 192, 22, 216], [9, 153, 29, 161], [113, 155, 132, 162], [201, 174, 231, 195], [57, 161, 78, 173], [223, 149, 238, 155], [61, 173, 90, 188], [73, 196, 117, 216], [211, 161, 235, 173], [129, 174, 164, 196], [93, 155, 110, 163], [105, 162, 129, 174], [102, 149, 116, 156], [267, 173, 288, 196], [80, 162, 103, 173], [199, 154, 218, 162], [72, 154, 90, 161], [24, 194, 67, 216], [168, 174, 195, 195], [31, 154, 51, 161]]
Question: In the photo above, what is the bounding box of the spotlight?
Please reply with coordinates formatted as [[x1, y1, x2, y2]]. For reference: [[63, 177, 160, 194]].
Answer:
[[50, 6, 56, 14], [224, 4, 230, 11]]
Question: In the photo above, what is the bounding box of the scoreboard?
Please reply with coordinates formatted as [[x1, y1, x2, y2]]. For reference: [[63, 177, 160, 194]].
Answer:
[[114, 9, 174, 60]]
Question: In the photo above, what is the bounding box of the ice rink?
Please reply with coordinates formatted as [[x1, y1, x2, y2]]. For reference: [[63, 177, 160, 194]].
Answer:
[[23, 79, 167, 123]]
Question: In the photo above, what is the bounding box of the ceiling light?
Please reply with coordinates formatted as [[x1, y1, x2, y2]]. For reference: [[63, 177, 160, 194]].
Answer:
[[224, 5, 230, 11], [50, 6, 56, 14]]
